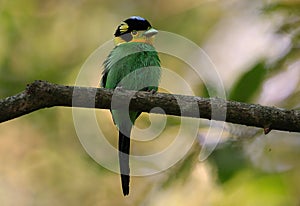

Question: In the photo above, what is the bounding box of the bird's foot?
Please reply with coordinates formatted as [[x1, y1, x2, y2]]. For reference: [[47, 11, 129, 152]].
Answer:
[[115, 86, 124, 90], [114, 86, 126, 93], [149, 89, 157, 94]]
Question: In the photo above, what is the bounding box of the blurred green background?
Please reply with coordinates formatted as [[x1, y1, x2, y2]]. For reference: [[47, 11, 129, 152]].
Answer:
[[1, 0, 300, 205]]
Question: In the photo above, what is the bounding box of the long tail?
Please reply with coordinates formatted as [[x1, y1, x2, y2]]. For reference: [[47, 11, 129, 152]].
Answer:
[[119, 130, 130, 196]]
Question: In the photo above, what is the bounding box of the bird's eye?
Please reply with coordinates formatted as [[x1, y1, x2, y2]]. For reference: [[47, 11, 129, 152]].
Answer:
[[131, 30, 138, 36]]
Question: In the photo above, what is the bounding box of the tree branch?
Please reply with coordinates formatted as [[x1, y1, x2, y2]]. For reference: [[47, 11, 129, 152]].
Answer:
[[0, 80, 299, 133]]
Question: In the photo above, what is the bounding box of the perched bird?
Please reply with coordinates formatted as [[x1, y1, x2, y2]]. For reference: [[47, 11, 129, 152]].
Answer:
[[100, 16, 161, 196]]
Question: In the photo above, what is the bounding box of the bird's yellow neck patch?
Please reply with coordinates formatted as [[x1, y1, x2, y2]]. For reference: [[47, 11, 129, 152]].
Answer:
[[114, 30, 155, 46]]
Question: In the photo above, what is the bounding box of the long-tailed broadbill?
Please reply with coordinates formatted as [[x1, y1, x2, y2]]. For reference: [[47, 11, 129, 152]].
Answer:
[[100, 16, 161, 196]]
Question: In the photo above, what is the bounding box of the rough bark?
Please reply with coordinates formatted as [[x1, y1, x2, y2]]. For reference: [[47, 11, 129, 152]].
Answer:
[[0, 80, 299, 133]]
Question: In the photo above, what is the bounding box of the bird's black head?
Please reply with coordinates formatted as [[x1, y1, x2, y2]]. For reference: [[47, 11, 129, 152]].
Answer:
[[114, 16, 152, 37], [113, 16, 157, 45]]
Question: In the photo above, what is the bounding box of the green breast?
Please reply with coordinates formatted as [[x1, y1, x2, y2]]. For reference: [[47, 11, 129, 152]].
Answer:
[[102, 42, 161, 92]]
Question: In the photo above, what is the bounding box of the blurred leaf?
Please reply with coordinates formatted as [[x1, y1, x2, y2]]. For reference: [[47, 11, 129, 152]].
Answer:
[[209, 142, 249, 183], [282, 90, 300, 109], [262, 2, 300, 13], [220, 171, 297, 206], [201, 82, 220, 98], [277, 17, 300, 34], [229, 61, 267, 102], [260, 0, 300, 79], [162, 144, 200, 188], [200, 84, 210, 98]]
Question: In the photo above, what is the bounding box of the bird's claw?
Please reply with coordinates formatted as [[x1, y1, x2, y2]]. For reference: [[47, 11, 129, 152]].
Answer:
[[115, 86, 124, 91], [149, 89, 157, 94]]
